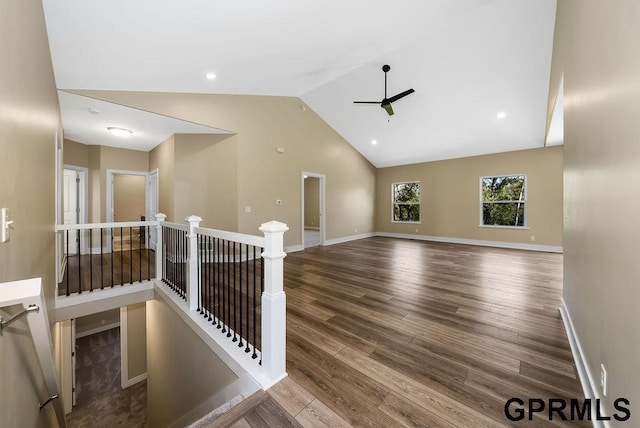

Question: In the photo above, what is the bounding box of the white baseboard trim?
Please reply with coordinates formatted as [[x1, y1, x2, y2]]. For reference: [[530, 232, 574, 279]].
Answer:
[[122, 372, 147, 389], [75, 322, 120, 339], [560, 299, 608, 428], [324, 232, 376, 246], [284, 244, 303, 253], [376, 232, 563, 253]]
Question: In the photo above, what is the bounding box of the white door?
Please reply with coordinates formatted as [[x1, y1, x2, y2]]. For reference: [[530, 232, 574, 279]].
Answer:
[[63, 169, 79, 254], [147, 171, 159, 250]]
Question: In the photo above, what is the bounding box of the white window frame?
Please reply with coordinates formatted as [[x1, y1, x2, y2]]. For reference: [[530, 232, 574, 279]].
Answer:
[[391, 181, 421, 224], [479, 174, 528, 229]]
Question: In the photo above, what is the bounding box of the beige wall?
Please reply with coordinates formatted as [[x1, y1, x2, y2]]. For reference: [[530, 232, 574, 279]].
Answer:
[[150, 135, 175, 222], [304, 177, 320, 229], [98, 146, 149, 222], [376, 147, 563, 247], [146, 297, 238, 427], [88, 145, 101, 222], [76, 309, 120, 336], [554, 0, 640, 418], [125, 303, 147, 380], [114, 175, 146, 222], [0, 0, 61, 426], [174, 134, 238, 230], [64, 139, 89, 168], [71, 91, 377, 248]]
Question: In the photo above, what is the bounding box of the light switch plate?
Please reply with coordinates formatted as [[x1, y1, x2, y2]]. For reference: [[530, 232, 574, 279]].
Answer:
[[1, 208, 13, 243]]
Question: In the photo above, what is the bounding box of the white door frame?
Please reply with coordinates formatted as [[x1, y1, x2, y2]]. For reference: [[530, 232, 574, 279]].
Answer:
[[63, 165, 88, 225], [58, 319, 74, 415], [301, 171, 326, 249], [63, 165, 89, 254], [106, 168, 149, 252]]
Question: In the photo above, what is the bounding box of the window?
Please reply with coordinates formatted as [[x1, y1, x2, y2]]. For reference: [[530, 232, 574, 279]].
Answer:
[[392, 182, 420, 223], [480, 175, 526, 227]]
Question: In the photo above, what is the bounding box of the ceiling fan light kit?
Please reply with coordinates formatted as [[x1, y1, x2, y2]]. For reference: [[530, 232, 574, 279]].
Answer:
[[354, 64, 415, 116]]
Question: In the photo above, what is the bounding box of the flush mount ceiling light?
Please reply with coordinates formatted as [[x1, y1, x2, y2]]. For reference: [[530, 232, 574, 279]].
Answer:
[[371, 139, 378, 145], [107, 127, 133, 137], [205, 72, 217, 80], [497, 111, 507, 120]]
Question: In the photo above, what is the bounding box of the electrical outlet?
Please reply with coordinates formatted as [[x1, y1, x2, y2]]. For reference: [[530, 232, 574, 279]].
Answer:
[[600, 364, 607, 396], [354, 228, 358, 233], [415, 228, 419, 233], [530, 235, 536, 242]]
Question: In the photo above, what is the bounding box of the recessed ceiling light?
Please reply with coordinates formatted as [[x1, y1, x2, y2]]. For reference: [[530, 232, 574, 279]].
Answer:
[[497, 111, 507, 120], [88, 107, 101, 115], [371, 139, 378, 145], [107, 127, 133, 137], [206, 72, 217, 80]]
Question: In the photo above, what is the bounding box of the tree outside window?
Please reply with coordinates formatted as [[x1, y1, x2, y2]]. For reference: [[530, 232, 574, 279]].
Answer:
[[481, 175, 526, 227], [392, 182, 420, 223]]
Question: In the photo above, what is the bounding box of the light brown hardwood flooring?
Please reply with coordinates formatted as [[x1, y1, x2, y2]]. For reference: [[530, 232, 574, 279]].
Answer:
[[268, 237, 588, 427]]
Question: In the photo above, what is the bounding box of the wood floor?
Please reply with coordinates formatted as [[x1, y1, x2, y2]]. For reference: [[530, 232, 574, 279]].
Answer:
[[61, 236, 587, 427], [60, 249, 155, 295], [266, 237, 588, 428]]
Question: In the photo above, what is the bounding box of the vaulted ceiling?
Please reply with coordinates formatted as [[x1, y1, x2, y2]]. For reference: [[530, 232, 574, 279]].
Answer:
[[43, 0, 558, 167]]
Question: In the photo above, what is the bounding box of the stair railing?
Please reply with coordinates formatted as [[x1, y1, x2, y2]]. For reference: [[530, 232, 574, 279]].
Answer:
[[0, 277, 67, 427]]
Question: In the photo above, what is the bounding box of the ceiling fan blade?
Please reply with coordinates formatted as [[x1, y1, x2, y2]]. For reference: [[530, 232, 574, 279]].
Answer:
[[387, 88, 415, 104], [353, 101, 381, 104], [382, 103, 394, 116]]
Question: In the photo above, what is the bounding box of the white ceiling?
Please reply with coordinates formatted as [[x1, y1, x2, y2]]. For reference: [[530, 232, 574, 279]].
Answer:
[[43, 0, 558, 165], [58, 91, 230, 151]]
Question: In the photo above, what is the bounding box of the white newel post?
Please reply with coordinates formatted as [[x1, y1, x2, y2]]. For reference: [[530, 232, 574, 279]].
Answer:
[[259, 220, 289, 384], [185, 215, 202, 311], [154, 213, 167, 280]]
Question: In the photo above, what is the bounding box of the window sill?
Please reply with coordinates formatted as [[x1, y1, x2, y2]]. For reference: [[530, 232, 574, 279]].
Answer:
[[478, 225, 529, 230], [392, 221, 422, 225]]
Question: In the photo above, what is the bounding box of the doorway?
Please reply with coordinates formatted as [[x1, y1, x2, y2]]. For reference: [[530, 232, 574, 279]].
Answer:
[[62, 166, 88, 255], [106, 169, 155, 253], [301, 171, 325, 249]]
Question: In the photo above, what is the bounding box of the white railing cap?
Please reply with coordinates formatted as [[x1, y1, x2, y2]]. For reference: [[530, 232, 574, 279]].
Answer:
[[259, 221, 289, 233]]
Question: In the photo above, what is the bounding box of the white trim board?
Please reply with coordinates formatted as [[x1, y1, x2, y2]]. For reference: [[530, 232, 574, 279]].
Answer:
[[300, 171, 326, 250], [324, 232, 376, 246], [560, 299, 608, 427], [284, 245, 303, 253], [75, 322, 120, 339], [376, 232, 563, 253], [122, 373, 147, 389], [286, 232, 375, 252]]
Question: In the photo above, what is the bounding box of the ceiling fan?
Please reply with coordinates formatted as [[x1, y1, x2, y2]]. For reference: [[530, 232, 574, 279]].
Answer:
[[353, 64, 415, 116]]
